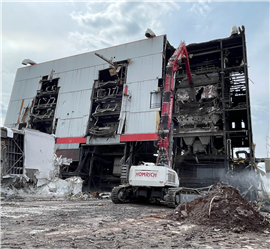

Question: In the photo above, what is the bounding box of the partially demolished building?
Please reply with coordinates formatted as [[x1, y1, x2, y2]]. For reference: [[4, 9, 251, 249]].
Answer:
[[3, 26, 254, 191]]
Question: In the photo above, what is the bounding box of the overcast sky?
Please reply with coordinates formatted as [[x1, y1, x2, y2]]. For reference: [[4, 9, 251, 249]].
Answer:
[[1, 0, 269, 158]]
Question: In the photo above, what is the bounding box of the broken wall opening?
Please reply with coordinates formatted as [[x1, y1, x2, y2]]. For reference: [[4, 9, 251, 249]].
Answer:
[[88, 62, 128, 137], [30, 76, 60, 134]]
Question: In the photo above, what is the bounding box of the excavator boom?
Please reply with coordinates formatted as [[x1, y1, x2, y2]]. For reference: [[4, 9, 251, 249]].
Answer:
[[157, 42, 192, 167]]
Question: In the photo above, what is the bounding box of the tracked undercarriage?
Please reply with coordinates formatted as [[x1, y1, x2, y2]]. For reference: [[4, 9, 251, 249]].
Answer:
[[111, 185, 201, 208]]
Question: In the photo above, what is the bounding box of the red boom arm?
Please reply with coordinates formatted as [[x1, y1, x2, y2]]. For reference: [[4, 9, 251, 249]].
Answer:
[[157, 42, 192, 167]]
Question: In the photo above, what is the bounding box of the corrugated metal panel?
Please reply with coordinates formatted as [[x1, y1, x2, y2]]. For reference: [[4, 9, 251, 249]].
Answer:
[[128, 79, 159, 113], [125, 112, 157, 134], [10, 78, 40, 101], [6, 35, 165, 140], [126, 53, 163, 83], [118, 37, 164, 60], [55, 115, 88, 138], [15, 36, 165, 81], [16, 62, 56, 82], [4, 100, 21, 126], [55, 90, 91, 119], [4, 98, 32, 126], [56, 143, 80, 149], [57, 67, 95, 94], [87, 135, 120, 145]]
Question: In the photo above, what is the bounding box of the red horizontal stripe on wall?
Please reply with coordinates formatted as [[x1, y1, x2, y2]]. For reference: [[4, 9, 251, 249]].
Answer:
[[120, 133, 158, 142], [56, 137, 87, 144]]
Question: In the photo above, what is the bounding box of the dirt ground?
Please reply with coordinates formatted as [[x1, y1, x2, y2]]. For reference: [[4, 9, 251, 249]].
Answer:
[[1, 197, 270, 249]]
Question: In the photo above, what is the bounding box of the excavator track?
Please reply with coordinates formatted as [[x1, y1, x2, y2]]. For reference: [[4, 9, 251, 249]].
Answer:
[[166, 188, 182, 208], [166, 187, 201, 208], [111, 185, 130, 204]]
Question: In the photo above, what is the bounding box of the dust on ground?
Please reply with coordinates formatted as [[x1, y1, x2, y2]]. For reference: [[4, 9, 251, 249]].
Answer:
[[1, 195, 270, 249]]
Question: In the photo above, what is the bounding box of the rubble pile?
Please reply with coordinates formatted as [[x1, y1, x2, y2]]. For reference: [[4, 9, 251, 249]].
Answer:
[[168, 185, 270, 232]]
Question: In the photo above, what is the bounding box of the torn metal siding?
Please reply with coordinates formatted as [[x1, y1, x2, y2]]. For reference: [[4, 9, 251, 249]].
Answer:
[[5, 35, 165, 143], [4, 77, 40, 127]]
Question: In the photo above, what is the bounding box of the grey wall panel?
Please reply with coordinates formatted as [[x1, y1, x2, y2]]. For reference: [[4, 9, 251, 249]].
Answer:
[[4, 98, 33, 127], [126, 53, 163, 83], [125, 112, 157, 134], [55, 90, 91, 120], [10, 79, 40, 101], [15, 36, 165, 82], [128, 79, 159, 113], [57, 66, 96, 94], [4, 100, 21, 126], [55, 115, 89, 138], [6, 35, 165, 140], [56, 143, 80, 149], [88, 135, 120, 145]]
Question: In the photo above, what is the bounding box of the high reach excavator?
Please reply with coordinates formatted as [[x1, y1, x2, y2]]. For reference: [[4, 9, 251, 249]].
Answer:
[[111, 42, 200, 207]]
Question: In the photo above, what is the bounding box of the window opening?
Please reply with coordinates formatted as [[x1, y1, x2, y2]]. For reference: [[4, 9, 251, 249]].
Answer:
[[150, 91, 161, 109]]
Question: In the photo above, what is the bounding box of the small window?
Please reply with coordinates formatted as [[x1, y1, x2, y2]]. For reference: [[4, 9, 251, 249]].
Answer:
[[150, 91, 161, 109]]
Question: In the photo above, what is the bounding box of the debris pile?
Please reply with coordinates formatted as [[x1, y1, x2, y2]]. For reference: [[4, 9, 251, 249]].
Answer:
[[1, 176, 84, 200], [168, 185, 270, 232], [67, 191, 111, 201]]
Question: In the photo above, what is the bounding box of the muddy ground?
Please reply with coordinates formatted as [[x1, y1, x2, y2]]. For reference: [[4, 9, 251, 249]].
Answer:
[[1, 197, 270, 249]]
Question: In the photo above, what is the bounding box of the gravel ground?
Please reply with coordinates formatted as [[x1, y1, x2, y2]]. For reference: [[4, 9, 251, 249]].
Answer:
[[1, 198, 270, 249]]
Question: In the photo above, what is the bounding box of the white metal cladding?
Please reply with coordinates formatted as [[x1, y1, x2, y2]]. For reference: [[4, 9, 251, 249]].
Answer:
[[127, 79, 160, 113], [57, 143, 80, 149], [5, 35, 165, 139], [87, 136, 121, 145], [9, 78, 40, 101], [55, 115, 89, 137], [4, 98, 33, 127], [126, 53, 163, 83], [125, 112, 158, 134], [55, 90, 91, 120], [56, 66, 99, 94], [4, 100, 22, 127], [24, 128, 55, 187], [15, 35, 165, 82]]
